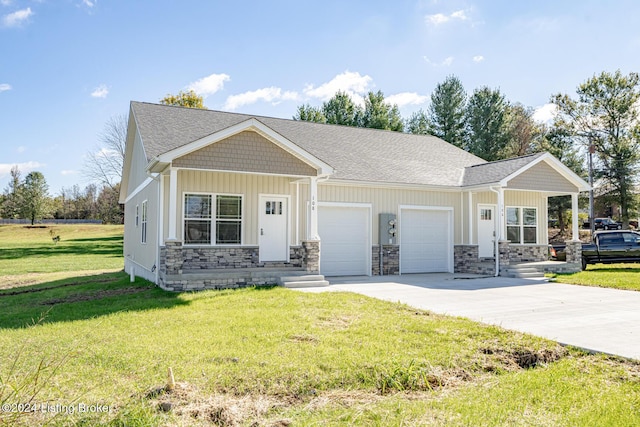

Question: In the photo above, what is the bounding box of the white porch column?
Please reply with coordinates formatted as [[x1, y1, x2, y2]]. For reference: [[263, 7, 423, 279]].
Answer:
[[497, 187, 505, 241], [571, 192, 579, 241], [467, 192, 473, 244], [168, 167, 178, 240], [308, 176, 320, 240]]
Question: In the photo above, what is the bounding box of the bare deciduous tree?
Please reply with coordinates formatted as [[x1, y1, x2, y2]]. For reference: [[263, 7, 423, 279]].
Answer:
[[83, 114, 128, 189]]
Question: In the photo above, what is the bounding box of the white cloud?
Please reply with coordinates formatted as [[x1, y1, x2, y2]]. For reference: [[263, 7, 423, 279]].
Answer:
[[61, 170, 78, 176], [426, 13, 448, 25], [385, 92, 428, 107], [187, 73, 230, 97], [2, 7, 32, 27], [423, 56, 454, 67], [96, 148, 119, 158], [224, 87, 299, 110], [533, 103, 558, 124], [90, 84, 108, 98], [0, 161, 44, 178], [451, 10, 468, 20], [81, 0, 96, 7], [0, 83, 11, 92], [473, 55, 484, 62], [425, 9, 468, 25], [1, 1, 13, 7], [303, 71, 373, 102], [16, 146, 26, 153]]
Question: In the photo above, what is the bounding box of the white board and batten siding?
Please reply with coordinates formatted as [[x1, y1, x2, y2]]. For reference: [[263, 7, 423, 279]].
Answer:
[[166, 170, 298, 246], [318, 203, 372, 276], [399, 206, 454, 274]]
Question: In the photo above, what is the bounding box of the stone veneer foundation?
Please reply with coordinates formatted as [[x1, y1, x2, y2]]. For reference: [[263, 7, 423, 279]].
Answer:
[[159, 240, 320, 291], [372, 245, 399, 275], [158, 239, 581, 290], [454, 245, 496, 275]]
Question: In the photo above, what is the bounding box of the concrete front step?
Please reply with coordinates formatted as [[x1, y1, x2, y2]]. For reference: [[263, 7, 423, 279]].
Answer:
[[502, 266, 546, 278], [280, 274, 330, 288], [283, 280, 330, 288]]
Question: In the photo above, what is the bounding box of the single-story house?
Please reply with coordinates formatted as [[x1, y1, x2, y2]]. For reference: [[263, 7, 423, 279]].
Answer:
[[119, 101, 590, 290]]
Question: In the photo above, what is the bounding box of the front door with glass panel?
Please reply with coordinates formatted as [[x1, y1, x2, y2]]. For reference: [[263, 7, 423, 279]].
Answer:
[[478, 204, 496, 258], [259, 195, 288, 261]]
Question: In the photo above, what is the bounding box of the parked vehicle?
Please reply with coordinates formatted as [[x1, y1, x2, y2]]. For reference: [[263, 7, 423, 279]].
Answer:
[[594, 218, 622, 230], [549, 244, 566, 261], [581, 230, 640, 270]]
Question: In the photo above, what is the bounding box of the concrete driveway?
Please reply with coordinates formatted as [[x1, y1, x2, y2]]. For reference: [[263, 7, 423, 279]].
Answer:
[[299, 274, 640, 360]]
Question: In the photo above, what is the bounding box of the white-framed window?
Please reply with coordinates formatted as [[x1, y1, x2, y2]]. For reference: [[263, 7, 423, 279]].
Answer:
[[506, 207, 537, 244], [141, 200, 148, 244], [135, 205, 139, 227], [184, 193, 242, 245]]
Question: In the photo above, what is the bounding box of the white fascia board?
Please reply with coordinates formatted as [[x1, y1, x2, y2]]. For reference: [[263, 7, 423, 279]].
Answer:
[[119, 107, 141, 203], [500, 152, 590, 192], [154, 118, 334, 176], [123, 176, 154, 204]]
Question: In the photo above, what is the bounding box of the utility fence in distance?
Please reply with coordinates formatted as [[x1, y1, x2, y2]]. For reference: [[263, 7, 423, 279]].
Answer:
[[0, 219, 103, 225]]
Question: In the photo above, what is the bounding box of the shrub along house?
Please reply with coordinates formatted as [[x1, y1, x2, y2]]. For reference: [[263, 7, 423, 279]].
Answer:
[[119, 102, 590, 290]]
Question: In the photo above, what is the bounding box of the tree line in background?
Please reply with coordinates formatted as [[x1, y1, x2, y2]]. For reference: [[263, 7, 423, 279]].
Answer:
[[0, 91, 200, 224], [2, 73, 638, 229], [0, 165, 123, 224], [294, 71, 640, 229]]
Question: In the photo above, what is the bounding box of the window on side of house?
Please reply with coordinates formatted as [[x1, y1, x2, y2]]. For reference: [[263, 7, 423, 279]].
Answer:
[[184, 194, 242, 245], [135, 205, 139, 227], [141, 200, 148, 244], [506, 207, 537, 244]]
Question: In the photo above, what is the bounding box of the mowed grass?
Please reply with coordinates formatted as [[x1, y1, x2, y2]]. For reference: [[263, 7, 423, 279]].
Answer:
[[0, 224, 124, 288], [1, 225, 639, 426], [549, 263, 640, 291]]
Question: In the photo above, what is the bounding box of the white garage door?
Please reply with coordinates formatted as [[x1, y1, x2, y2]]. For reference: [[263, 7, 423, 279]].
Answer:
[[400, 208, 452, 273], [318, 205, 370, 276]]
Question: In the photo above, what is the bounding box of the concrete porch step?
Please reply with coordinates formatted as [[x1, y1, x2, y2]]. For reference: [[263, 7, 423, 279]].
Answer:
[[502, 265, 546, 278], [280, 274, 330, 288]]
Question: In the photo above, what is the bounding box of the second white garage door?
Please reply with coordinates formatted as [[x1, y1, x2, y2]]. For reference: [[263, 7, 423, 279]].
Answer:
[[400, 208, 453, 273], [318, 205, 370, 276]]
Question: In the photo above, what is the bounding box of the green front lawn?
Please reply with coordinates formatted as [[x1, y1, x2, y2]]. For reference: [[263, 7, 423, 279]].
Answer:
[[1, 275, 640, 426], [1, 224, 640, 426], [0, 224, 124, 277], [549, 263, 640, 291]]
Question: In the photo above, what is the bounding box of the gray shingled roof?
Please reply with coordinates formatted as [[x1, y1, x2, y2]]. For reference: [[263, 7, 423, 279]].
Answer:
[[132, 101, 512, 187], [461, 152, 547, 187]]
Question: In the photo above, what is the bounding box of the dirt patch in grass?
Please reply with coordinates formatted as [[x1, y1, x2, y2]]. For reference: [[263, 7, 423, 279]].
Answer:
[[288, 334, 319, 343], [39, 286, 153, 305], [144, 382, 291, 427], [480, 345, 568, 371]]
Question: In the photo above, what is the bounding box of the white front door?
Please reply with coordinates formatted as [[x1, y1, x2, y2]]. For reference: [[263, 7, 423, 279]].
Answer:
[[259, 195, 288, 262], [478, 204, 496, 258]]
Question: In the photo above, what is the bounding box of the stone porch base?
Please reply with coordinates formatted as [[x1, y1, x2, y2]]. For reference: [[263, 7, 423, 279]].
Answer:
[[159, 268, 314, 292]]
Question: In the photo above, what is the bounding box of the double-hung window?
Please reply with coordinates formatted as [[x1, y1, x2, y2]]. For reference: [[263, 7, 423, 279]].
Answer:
[[506, 207, 537, 244], [141, 200, 148, 244], [184, 194, 242, 245]]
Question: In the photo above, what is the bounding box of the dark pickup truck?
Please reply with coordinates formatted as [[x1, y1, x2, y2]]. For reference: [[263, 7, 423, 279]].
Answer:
[[581, 230, 640, 270]]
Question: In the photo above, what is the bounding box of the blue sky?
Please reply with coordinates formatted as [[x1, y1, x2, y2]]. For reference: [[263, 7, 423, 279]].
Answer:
[[1, 0, 639, 195]]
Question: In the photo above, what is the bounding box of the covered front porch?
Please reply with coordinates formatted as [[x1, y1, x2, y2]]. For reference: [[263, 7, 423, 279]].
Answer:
[[455, 153, 590, 276]]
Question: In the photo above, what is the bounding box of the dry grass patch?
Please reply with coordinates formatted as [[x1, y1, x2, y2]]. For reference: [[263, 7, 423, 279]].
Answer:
[[143, 382, 290, 427], [0, 269, 122, 291], [479, 345, 568, 372]]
